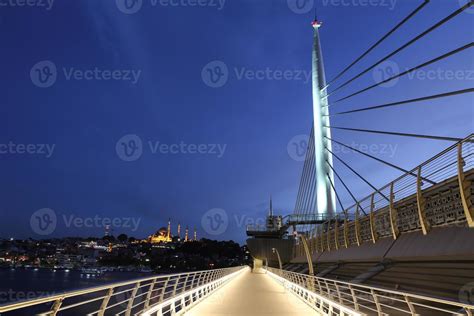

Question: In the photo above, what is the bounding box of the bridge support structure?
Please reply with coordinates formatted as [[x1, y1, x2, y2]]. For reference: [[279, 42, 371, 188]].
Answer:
[[458, 142, 474, 227], [311, 20, 336, 218]]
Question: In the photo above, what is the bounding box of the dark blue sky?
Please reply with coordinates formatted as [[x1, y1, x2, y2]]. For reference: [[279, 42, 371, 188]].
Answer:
[[1, 0, 472, 243]]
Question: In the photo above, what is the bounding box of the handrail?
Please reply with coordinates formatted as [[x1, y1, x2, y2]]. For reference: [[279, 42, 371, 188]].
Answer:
[[266, 267, 474, 315], [0, 266, 247, 315], [342, 133, 474, 217]]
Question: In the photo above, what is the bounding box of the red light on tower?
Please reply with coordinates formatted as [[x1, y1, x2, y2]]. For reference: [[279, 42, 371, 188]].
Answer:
[[312, 20, 323, 28]]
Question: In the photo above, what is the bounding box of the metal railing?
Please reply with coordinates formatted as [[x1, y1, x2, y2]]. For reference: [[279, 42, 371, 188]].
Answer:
[[266, 267, 474, 316], [0, 266, 247, 316], [293, 134, 474, 255]]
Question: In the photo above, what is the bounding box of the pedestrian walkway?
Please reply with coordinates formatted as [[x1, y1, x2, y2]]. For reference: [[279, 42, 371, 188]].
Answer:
[[185, 269, 320, 316]]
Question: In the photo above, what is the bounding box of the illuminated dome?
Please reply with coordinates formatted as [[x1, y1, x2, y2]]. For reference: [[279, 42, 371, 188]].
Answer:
[[155, 227, 168, 236]]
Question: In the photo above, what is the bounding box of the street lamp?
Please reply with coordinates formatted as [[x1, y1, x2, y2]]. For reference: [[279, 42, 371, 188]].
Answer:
[[295, 232, 314, 276], [272, 247, 283, 271]]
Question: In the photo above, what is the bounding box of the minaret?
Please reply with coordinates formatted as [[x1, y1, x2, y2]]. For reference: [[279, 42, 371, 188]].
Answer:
[[177, 223, 181, 240], [193, 228, 197, 241], [269, 195, 273, 217], [266, 196, 275, 230], [167, 218, 171, 240], [311, 17, 336, 217], [185, 226, 189, 242]]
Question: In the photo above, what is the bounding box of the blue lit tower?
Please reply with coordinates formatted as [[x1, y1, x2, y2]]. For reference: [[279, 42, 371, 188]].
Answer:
[[311, 18, 336, 217]]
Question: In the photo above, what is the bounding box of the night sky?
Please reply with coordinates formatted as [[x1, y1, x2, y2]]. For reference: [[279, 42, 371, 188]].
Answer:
[[1, 0, 472, 243]]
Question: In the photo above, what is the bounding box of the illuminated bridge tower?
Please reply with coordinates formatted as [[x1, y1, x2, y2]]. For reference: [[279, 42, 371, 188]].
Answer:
[[311, 19, 336, 217]]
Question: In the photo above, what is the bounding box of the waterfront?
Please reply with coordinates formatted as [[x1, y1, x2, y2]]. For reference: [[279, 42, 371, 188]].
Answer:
[[0, 268, 149, 304]]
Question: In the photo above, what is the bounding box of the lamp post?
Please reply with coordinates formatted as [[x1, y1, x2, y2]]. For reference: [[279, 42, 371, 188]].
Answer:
[[296, 232, 314, 276], [272, 247, 283, 271]]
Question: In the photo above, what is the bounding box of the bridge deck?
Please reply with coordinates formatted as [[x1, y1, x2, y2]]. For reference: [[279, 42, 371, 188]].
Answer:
[[186, 269, 320, 316]]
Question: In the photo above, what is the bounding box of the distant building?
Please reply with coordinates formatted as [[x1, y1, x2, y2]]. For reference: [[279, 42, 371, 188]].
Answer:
[[148, 219, 172, 244], [147, 219, 197, 244]]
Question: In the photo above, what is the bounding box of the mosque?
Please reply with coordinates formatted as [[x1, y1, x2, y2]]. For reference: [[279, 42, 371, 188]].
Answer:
[[147, 219, 197, 244]]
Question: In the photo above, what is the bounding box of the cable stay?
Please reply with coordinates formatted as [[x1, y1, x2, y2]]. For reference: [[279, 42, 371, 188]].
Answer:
[[327, 2, 473, 96], [326, 147, 389, 202], [326, 173, 347, 218], [325, 126, 464, 142], [323, 88, 474, 116], [326, 159, 367, 216], [327, 0, 430, 86], [334, 42, 474, 104], [325, 136, 437, 185]]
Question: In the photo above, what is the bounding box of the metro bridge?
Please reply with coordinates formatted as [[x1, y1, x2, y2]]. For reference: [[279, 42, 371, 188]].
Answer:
[[1, 1, 474, 315]]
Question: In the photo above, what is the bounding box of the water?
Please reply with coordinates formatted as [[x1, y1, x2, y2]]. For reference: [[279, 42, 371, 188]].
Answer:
[[0, 268, 152, 315]]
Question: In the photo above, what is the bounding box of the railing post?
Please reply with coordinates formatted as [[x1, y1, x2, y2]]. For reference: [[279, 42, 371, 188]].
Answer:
[[159, 277, 170, 303], [324, 280, 331, 298], [458, 143, 474, 227], [334, 217, 339, 250], [389, 182, 400, 239], [404, 295, 417, 315], [326, 221, 331, 251], [370, 193, 378, 243], [48, 298, 63, 316], [143, 279, 156, 310], [300, 234, 314, 277], [125, 282, 140, 316], [417, 166, 430, 235], [182, 274, 190, 293], [355, 205, 362, 246], [371, 289, 382, 315], [319, 225, 325, 252], [172, 276, 180, 297], [344, 216, 349, 248], [335, 283, 342, 304], [98, 288, 114, 316], [348, 285, 359, 312]]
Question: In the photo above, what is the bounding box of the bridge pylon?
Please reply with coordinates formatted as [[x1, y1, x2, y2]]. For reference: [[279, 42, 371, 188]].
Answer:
[[311, 19, 336, 218]]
